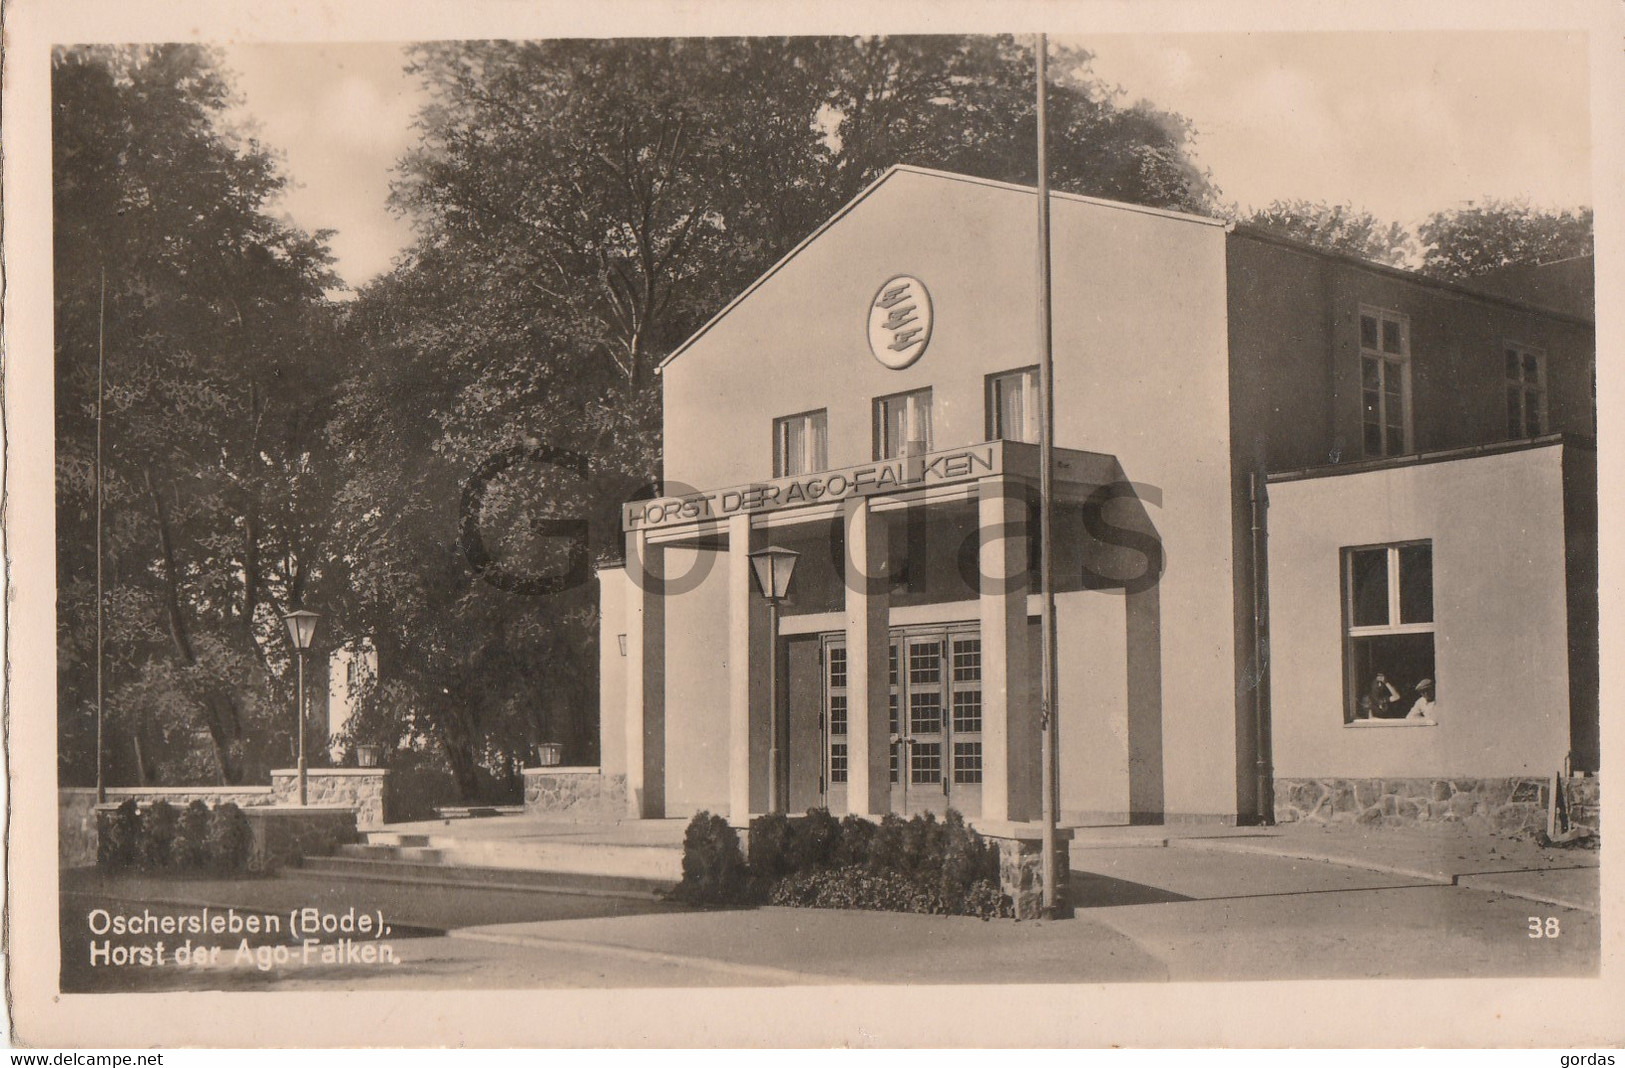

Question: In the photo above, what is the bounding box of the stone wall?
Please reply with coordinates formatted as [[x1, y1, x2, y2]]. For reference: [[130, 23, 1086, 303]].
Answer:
[[60, 786, 274, 867], [247, 808, 359, 871], [523, 767, 627, 822], [90, 801, 356, 872], [62, 770, 390, 869], [987, 833, 1072, 920], [1273, 775, 1601, 837], [270, 769, 392, 827]]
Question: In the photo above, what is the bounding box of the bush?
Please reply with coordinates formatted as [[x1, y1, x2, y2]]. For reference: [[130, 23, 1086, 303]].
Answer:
[[673, 811, 750, 905], [675, 806, 1013, 918], [139, 800, 179, 869], [176, 800, 213, 869], [834, 814, 876, 867], [767, 865, 1013, 920], [205, 802, 254, 873], [98, 799, 142, 871], [746, 812, 796, 880]]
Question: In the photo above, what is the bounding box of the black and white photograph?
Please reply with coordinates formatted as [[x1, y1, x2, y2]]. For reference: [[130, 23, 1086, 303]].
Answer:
[[5, 0, 1623, 1050]]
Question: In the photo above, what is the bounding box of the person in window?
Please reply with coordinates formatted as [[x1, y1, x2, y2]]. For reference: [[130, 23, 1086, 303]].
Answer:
[[1406, 678, 1436, 721], [1366, 674, 1403, 718]]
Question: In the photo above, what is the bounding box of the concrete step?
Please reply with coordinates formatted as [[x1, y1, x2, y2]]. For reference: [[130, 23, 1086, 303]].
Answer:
[[290, 855, 672, 900], [356, 829, 683, 882], [362, 832, 433, 848]]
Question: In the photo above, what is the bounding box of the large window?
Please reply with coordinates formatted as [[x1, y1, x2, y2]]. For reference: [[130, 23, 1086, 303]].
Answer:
[[1505, 343, 1547, 439], [1360, 307, 1411, 458], [987, 367, 1039, 444], [773, 409, 828, 477], [1343, 541, 1436, 725], [874, 388, 932, 460]]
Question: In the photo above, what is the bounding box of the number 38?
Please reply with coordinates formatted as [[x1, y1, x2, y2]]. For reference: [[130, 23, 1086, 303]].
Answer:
[[1528, 916, 1561, 938]]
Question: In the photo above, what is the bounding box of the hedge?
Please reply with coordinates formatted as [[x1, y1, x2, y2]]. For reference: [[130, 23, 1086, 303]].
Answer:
[[672, 808, 1012, 919], [96, 799, 254, 875]]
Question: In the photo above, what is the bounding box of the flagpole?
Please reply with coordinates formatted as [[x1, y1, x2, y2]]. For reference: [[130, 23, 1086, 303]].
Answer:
[[1034, 33, 1061, 916], [96, 268, 107, 805]]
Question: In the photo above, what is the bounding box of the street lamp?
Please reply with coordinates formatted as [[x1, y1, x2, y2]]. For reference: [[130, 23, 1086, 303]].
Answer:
[[283, 609, 321, 806], [747, 546, 799, 814]]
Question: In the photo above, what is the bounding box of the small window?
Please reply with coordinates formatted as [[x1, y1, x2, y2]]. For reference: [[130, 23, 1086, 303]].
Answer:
[[909, 691, 942, 736], [1504, 344, 1547, 439], [910, 742, 942, 785], [773, 409, 828, 477], [829, 743, 848, 784], [1359, 308, 1411, 458], [952, 742, 983, 785], [1343, 541, 1436, 725], [874, 388, 932, 460], [988, 367, 1039, 443]]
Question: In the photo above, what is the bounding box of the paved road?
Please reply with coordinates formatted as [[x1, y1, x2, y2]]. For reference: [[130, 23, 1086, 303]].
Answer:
[[57, 841, 1598, 992]]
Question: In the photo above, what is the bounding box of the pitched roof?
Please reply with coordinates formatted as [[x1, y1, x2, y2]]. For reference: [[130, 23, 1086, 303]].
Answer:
[[657, 164, 1226, 373]]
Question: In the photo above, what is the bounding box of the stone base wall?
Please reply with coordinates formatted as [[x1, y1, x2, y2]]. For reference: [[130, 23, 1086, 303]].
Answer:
[[90, 801, 356, 873], [523, 768, 627, 822], [989, 836, 1071, 920], [247, 808, 358, 871], [62, 772, 389, 869], [60, 786, 275, 867], [270, 769, 392, 827], [1274, 776, 1601, 837]]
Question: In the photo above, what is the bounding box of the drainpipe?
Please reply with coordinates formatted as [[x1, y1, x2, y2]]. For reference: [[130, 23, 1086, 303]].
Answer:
[[1250, 470, 1275, 824]]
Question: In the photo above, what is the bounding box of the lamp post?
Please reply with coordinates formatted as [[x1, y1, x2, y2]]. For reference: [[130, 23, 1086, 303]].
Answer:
[[283, 609, 321, 806], [747, 546, 799, 814]]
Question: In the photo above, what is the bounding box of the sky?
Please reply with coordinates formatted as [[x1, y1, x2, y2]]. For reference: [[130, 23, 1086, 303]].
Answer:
[[222, 33, 1591, 292]]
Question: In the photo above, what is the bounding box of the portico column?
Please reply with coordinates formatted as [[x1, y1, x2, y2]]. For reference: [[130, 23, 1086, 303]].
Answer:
[[624, 530, 666, 818], [844, 499, 890, 817], [980, 478, 1038, 823], [728, 514, 771, 823]]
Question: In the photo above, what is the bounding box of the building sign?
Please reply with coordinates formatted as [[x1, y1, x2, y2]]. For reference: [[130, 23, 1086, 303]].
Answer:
[[624, 441, 1004, 531], [867, 275, 933, 369]]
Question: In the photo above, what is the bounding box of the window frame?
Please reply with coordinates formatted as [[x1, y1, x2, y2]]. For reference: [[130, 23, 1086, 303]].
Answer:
[[985, 366, 1040, 444], [1358, 306, 1414, 459], [1340, 539, 1437, 728], [1503, 341, 1548, 440], [873, 387, 933, 461], [772, 408, 829, 478]]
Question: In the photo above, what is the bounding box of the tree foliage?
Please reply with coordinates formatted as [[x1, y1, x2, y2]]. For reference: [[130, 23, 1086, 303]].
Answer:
[[1418, 200, 1594, 281], [54, 44, 341, 785], [1243, 199, 1414, 267]]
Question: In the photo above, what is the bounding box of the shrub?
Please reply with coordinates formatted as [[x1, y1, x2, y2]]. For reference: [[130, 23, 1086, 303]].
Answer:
[[747, 812, 796, 880], [834, 814, 875, 867], [866, 812, 909, 874], [794, 807, 842, 870], [766, 865, 1014, 920], [139, 800, 179, 869], [98, 799, 142, 871], [676, 806, 1013, 919], [206, 802, 254, 873], [176, 800, 213, 869], [674, 811, 750, 905]]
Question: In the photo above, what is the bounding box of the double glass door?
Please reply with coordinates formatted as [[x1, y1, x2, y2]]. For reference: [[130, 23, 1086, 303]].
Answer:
[[822, 626, 982, 818]]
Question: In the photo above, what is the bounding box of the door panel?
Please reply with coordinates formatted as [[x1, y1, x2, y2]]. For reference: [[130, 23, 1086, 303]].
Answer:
[[786, 636, 824, 813], [946, 633, 984, 817], [822, 638, 848, 815], [826, 625, 980, 819], [903, 636, 949, 816]]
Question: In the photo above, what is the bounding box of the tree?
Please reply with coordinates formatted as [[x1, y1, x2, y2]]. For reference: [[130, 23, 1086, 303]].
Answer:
[[1418, 200, 1593, 281], [1241, 199, 1414, 266], [54, 45, 341, 785]]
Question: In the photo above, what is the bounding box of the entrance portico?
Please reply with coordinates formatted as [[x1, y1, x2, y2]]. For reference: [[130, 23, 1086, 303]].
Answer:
[[617, 440, 1140, 831]]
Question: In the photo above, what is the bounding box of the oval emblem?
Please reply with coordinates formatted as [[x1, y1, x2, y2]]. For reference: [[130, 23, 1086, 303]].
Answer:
[[867, 275, 933, 370]]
